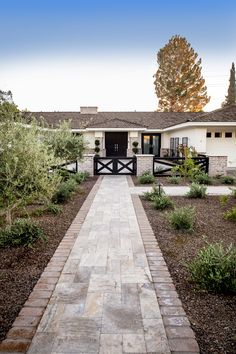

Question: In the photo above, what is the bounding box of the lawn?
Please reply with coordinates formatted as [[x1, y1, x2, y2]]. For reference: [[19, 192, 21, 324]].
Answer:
[[141, 195, 236, 354]]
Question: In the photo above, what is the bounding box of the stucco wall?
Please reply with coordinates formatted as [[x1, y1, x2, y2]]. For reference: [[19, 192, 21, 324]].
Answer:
[[206, 128, 236, 167], [161, 127, 207, 153]]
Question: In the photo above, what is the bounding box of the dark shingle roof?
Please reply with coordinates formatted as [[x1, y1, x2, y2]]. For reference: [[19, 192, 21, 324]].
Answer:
[[190, 104, 236, 122], [30, 105, 236, 130]]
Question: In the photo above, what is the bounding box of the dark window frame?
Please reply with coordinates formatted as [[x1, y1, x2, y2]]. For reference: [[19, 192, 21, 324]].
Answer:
[[225, 132, 233, 138], [206, 132, 212, 138], [141, 133, 161, 156], [215, 132, 222, 138]]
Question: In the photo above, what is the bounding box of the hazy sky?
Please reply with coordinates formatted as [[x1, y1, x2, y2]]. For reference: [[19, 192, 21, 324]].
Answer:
[[0, 0, 236, 111]]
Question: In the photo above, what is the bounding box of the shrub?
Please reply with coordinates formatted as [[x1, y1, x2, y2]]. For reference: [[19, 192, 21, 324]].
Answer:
[[58, 168, 72, 181], [143, 185, 164, 201], [187, 183, 207, 198], [224, 207, 236, 222], [230, 188, 236, 198], [132, 141, 139, 147], [168, 207, 195, 231], [219, 195, 229, 207], [187, 242, 236, 293], [72, 171, 89, 184], [0, 219, 45, 247], [52, 179, 77, 204], [138, 171, 155, 184], [193, 172, 212, 185], [152, 194, 174, 210], [221, 176, 235, 185], [95, 139, 100, 146], [167, 176, 181, 184], [94, 146, 100, 154], [47, 203, 62, 215]]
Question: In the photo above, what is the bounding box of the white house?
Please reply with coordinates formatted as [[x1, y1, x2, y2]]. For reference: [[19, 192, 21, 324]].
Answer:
[[33, 104, 236, 171]]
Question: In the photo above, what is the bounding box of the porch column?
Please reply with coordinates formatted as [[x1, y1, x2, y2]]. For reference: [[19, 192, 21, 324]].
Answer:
[[136, 154, 154, 176]]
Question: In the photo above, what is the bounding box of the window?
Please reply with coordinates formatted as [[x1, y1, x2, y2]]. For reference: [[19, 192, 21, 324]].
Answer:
[[215, 132, 222, 138], [182, 137, 188, 146], [206, 132, 211, 138], [225, 132, 232, 138]]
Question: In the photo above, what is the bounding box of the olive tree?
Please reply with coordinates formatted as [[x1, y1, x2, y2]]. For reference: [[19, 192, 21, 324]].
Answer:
[[0, 116, 61, 225]]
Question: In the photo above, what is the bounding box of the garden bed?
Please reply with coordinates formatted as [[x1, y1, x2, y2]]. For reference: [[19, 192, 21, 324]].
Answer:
[[132, 175, 233, 186], [141, 195, 236, 354], [0, 176, 98, 341]]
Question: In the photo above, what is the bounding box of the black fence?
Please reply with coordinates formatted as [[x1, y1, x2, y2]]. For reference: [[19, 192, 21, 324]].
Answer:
[[94, 156, 136, 175], [51, 160, 78, 174], [153, 156, 209, 176]]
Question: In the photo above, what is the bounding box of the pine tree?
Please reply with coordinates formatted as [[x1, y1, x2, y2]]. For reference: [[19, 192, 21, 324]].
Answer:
[[154, 35, 210, 112], [222, 63, 236, 107]]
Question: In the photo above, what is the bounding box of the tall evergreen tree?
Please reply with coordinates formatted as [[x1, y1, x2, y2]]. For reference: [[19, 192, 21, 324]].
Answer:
[[154, 35, 210, 112], [222, 62, 236, 107]]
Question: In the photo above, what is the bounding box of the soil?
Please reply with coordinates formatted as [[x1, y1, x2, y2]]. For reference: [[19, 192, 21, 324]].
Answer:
[[132, 175, 233, 186], [141, 195, 236, 354], [0, 177, 98, 342]]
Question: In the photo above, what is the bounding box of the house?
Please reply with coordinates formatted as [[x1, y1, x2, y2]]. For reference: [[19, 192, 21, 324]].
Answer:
[[33, 104, 236, 172]]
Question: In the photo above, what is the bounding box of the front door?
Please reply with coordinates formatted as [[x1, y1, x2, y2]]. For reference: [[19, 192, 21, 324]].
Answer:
[[142, 134, 161, 156], [105, 132, 128, 157]]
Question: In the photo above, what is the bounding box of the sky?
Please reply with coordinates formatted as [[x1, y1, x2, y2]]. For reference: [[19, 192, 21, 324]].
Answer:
[[0, 0, 236, 112]]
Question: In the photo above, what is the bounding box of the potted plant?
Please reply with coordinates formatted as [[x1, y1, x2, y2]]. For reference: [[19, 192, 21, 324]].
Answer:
[[132, 141, 139, 155]]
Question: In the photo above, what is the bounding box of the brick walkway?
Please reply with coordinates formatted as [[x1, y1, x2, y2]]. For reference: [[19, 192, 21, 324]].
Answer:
[[1, 176, 199, 353]]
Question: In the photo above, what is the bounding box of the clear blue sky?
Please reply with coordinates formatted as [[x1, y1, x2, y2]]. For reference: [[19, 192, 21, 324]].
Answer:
[[1, 0, 236, 111]]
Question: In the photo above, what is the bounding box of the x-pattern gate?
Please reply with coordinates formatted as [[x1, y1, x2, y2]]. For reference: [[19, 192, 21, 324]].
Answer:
[[94, 157, 136, 175]]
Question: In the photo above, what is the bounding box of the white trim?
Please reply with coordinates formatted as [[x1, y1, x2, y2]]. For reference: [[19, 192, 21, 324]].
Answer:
[[85, 127, 146, 132], [164, 121, 236, 131]]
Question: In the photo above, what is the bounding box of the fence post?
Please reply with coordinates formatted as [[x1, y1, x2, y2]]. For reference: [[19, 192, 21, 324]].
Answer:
[[136, 154, 154, 176]]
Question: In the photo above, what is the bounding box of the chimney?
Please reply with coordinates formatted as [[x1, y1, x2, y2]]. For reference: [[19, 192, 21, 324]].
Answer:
[[80, 106, 98, 114]]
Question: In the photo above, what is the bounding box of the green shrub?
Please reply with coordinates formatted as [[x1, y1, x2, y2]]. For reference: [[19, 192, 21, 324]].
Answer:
[[193, 172, 212, 185], [57, 168, 72, 181], [187, 242, 236, 293], [230, 188, 236, 198], [152, 195, 174, 210], [138, 171, 155, 184], [168, 207, 195, 231], [72, 171, 90, 183], [52, 179, 77, 204], [187, 183, 207, 198], [0, 219, 45, 247], [94, 139, 100, 146], [221, 176, 235, 185], [167, 176, 181, 184], [219, 195, 229, 207], [224, 207, 236, 222], [47, 203, 62, 215], [143, 185, 164, 201]]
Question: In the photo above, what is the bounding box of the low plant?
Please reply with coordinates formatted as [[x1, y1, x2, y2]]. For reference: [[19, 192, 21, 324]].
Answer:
[[193, 172, 212, 185], [168, 207, 195, 231], [138, 171, 155, 184], [52, 178, 77, 204], [47, 203, 62, 215], [143, 185, 164, 201], [221, 176, 235, 185], [72, 171, 89, 184], [152, 194, 174, 210], [57, 168, 72, 181], [167, 176, 181, 184], [187, 242, 236, 293], [224, 207, 236, 222], [187, 183, 207, 198], [0, 219, 45, 247], [219, 195, 229, 207], [94, 139, 100, 146], [230, 188, 236, 198]]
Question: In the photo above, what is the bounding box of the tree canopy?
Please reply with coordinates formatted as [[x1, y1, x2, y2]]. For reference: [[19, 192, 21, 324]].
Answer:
[[154, 35, 210, 112], [222, 62, 236, 107]]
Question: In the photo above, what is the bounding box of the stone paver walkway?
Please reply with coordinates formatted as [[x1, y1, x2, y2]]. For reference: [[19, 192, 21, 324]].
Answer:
[[27, 176, 171, 354]]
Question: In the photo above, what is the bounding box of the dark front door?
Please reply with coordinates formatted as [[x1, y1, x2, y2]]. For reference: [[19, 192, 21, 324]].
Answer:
[[142, 134, 161, 156], [105, 132, 128, 156]]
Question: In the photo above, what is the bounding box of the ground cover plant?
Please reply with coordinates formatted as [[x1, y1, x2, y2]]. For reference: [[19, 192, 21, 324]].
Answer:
[[138, 170, 155, 184], [187, 183, 207, 198], [141, 194, 236, 354], [168, 206, 195, 231]]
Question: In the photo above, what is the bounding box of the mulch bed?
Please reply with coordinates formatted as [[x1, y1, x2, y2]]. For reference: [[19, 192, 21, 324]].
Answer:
[[141, 195, 236, 354], [0, 177, 98, 342], [132, 175, 231, 186]]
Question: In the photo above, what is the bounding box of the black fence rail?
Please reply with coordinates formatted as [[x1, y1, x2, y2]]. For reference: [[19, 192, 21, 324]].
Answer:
[[94, 156, 136, 175], [153, 156, 209, 176], [51, 160, 78, 174]]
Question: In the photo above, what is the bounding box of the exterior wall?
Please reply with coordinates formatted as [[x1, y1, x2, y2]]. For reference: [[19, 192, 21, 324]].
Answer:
[[127, 131, 142, 156], [77, 154, 95, 176], [208, 156, 228, 176], [136, 154, 154, 176], [83, 131, 106, 156], [161, 127, 207, 153], [206, 128, 236, 167]]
